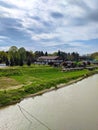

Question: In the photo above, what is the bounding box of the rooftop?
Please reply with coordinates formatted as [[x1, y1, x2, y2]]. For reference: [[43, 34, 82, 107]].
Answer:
[[38, 56, 59, 60]]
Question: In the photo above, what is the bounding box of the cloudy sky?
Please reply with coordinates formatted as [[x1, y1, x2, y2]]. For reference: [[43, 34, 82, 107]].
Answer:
[[0, 0, 98, 54]]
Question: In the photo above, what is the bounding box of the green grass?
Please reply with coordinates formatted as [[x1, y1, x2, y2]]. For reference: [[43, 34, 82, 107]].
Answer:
[[0, 65, 98, 107]]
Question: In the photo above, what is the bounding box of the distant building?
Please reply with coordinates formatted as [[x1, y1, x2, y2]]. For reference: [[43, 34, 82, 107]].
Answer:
[[0, 63, 6, 68], [37, 56, 63, 65]]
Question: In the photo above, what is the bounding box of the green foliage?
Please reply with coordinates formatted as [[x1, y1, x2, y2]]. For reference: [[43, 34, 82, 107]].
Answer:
[[27, 58, 31, 66], [18, 47, 26, 66], [9, 46, 19, 66], [0, 68, 22, 77], [91, 52, 98, 60], [0, 51, 8, 63], [1, 46, 97, 67], [5, 57, 10, 66], [0, 65, 97, 107], [19, 58, 24, 66], [57, 50, 79, 61]]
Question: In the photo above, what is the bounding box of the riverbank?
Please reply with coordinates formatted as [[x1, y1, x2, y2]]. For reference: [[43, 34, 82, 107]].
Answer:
[[20, 70, 98, 99], [0, 65, 98, 108]]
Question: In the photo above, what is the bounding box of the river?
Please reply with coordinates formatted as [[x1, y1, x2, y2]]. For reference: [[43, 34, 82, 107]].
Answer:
[[0, 74, 98, 130]]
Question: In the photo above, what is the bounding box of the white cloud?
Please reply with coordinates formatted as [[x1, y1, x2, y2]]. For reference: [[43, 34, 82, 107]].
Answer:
[[0, 36, 8, 39], [0, 6, 26, 19], [1, 0, 37, 10], [31, 33, 58, 41], [0, 0, 98, 53]]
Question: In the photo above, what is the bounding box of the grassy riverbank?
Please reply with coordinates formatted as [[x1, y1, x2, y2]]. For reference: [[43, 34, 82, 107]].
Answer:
[[0, 65, 98, 107]]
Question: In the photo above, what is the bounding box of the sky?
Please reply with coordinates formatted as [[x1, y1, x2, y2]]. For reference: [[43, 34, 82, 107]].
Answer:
[[0, 0, 98, 54]]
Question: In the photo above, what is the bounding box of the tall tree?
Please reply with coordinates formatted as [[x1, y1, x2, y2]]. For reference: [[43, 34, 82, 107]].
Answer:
[[45, 51, 48, 56], [0, 51, 8, 63], [18, 47, 26, 66], [9, 46, 18, 66]]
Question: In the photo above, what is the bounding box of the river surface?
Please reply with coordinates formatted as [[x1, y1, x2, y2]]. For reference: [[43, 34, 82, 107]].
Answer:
[[0, 74, 98, 130]]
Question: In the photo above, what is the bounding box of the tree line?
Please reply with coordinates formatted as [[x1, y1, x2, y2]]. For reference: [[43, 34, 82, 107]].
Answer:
[[0, 46, 49, 66], [0, 46, 94, 66]]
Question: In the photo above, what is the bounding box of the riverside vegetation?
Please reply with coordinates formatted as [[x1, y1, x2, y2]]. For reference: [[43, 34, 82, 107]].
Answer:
[[0, 65, 98, 107]]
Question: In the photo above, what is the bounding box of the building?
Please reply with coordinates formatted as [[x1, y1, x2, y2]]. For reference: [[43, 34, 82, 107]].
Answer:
[[37, 56, 63, 65], [0, 63, 6, 68]]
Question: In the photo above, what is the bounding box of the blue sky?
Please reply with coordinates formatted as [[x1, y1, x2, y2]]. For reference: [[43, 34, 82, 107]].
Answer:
[[0, 0, 98, 54]]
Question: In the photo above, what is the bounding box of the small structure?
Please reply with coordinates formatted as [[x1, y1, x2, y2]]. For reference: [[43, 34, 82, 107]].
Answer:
[[61, 61, 76, 68], [62, 67, 84, 72], [86, 67, 95, 71], [37, 56, 63, 65], [0, 63, 6, 68]]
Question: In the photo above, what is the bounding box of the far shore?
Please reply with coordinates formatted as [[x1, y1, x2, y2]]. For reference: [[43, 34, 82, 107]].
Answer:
[[0, 70, 97, 109]]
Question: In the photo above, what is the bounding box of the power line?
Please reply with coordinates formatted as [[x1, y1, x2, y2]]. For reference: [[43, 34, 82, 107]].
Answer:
[[18, 104, 54, 130]]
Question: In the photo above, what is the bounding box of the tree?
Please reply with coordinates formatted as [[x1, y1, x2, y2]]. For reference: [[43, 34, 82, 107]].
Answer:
[[57, 50, 61, 56], [0, 51, 8, 63], [57, 50, 67, 61], [9, 46, 18, 54], [45, 51, 48, 56], [10, 57, 14, 66], [90, 52, 98, 60], [18, 47, 26, 66], [34, 51, 44, 59], [27, 58, 31, 66], [9, 46, 18, 66], [26, 51, 34, 63], [5, 57, 9, 66], [19, 58, 24, 66]]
